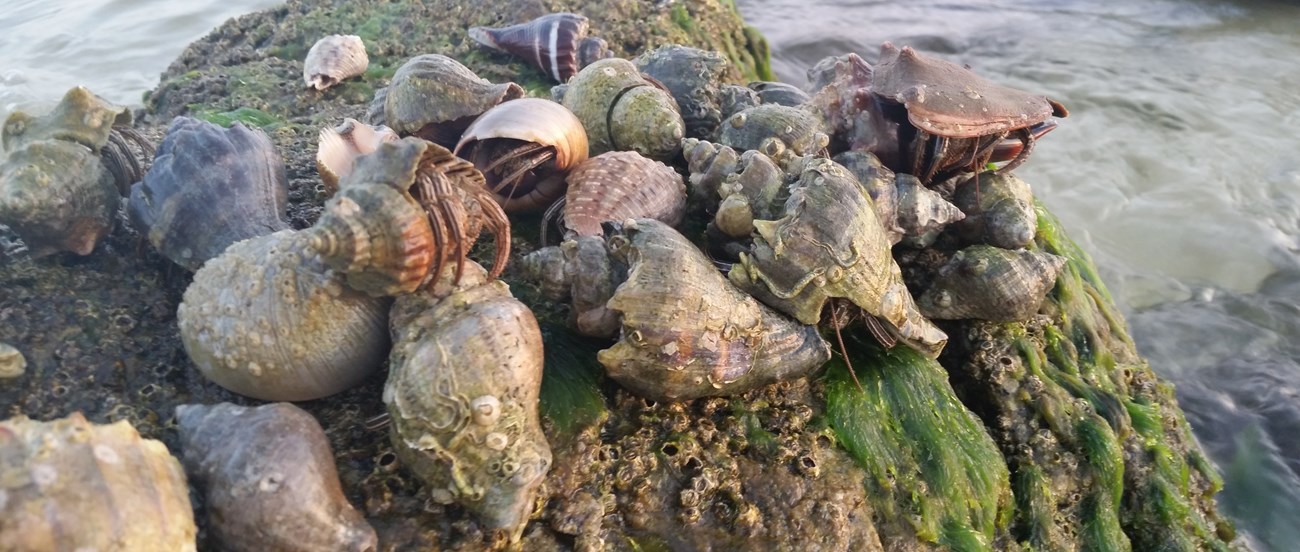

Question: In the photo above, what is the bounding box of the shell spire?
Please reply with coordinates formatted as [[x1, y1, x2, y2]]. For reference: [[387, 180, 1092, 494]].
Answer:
[[469, 13, 592, 83]]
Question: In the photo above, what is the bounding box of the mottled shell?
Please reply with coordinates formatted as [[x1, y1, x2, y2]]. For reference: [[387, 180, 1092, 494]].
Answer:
[[316, 118, 398, 195], [748, 81, 810, 107], [563, 151, 685, 236], [835, 150, 963, 246], [2, 86, 131, 153], [0, 413, 197, 551], [561, 57, 685, 160], [873, 42, 1063, 137], [727, 157, 948, 358], [719, 104, 830, 157], [385, 262, 551, 538], [599, 219, 832, 401], [635, 45, 729, 140], [303, 35, 368, 91], [952, 170, 1038, 249], [307, 180, 435, 296], [384, 54, 525, 147], [520, 235, 623, 338], [917, 245, 1066, 321], [468, 13, 591, 83], [0, 139, 117, 257], [176, 402, 378, 552], [178, 229, 391, 401], [129, 117, 289, 270], [454, 98, 589, 212], [681, 137, 739, 203]]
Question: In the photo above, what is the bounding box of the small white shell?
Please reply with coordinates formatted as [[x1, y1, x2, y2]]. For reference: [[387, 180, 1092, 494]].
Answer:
[[304, 35, 369, 90], [316, 118, 399, 195]]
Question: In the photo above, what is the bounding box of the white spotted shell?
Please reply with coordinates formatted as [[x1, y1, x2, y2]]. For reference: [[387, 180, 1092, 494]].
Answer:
[[304, 35, 368, 90]]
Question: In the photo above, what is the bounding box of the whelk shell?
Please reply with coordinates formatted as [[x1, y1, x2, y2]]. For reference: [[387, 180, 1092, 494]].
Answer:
[[951, 170, 1039, 249], [634, 45, 729, 140], [303, 34, 368, 91], [308, 175, 435, 297], [719, 104, 830, 157], [520, 235, 623, 338], [561, 57, 685, 160], [917, 245, 1066, 321], [384, 54, 524, 147]]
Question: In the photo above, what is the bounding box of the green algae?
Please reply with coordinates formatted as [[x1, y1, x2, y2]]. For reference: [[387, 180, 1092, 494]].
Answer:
[[826, 338, 1012, 550], [537, 322, 608, 439], [191, 106, 282, 128]]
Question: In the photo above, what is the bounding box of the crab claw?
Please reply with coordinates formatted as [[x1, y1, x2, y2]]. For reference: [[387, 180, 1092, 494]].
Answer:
[[990, 120, 1058, 164]]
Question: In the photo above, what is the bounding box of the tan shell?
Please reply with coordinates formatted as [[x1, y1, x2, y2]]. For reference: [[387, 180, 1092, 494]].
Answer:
[[563, 151, 685, 236], [304, 35, 368, 91], [454, 97, 589, 212], [917, 245, 1066, 321], [316, 118, 398, 195], [384, 54, 524, 147], [0, 139, 116, 257], [176, 402, 378, 552], [561, 57, 684, 160], [385, 262, 551, 539], [2, 86, 131, 153], [308, 179, 435, 297], [598, 219, 832, 401], [178, 229, 392, 401], [0, 413, 197, 551]]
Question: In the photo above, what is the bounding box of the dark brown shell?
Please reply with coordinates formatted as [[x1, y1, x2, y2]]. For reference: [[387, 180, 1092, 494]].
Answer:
[[917, 245, 1066, 321], [176, 402, 377, 552], [129, 116, 289, 271], [562, 151, 685, 237], [383, 54, 525, 147], [872, 42, 1064, 138], [468, 13, 591, 83], [635, 45, 730, 139]]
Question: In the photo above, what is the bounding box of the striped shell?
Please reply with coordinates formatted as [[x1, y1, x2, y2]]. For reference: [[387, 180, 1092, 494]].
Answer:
[[562, 151, 685, 237], [468, 13, 593, 83], [384, 54, 524, 147], [303, 35, 368, 91], [176, 402, 378, 552], [316, 118, 398, 196], [307, 179, 435, 297], [917, 245, 1066, 321], [454, 97, 589, 212], [0, 413, 196, 551]]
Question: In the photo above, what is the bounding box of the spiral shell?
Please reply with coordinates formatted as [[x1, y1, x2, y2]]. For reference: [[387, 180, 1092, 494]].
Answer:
[[561, 151, 685, 237], [308, 178, 434, 296], [561, 57, 685, 160], [468, 13, 599, 83], [0, 342, 25, 378], [178, 229, 391, 401], [952, 171, 1038, 249], [385, 261, 551, 538], [835, 150, 964, 246], [129, 117, 289, 270], [316, 118, 398, 196], [520, 235, 623, 338], [681, 137, 740, 203], [635, 45, 729, 140], [598, 218, 832, 401], [384, 54, 524, 147], [176, 402, 378, 552], [917, 245, 1066, 321], [303, 35, 368, 91], [0, 413, 196, 551], [455, 97, 589, 212], [719, 104, 830, 157], [727, 156, 948, 358], [804, 53, 897, 159]]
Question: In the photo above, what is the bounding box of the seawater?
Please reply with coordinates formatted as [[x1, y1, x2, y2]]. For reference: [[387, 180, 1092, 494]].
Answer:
[[2, 0, 1297, 549]]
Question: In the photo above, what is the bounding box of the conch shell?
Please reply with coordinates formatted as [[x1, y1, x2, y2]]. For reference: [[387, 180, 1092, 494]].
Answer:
[[0, 413, 196, 551], [176, 402, 378, 552], [917, 245, 1066, 321], [303, 34, 368, 90], [385, 261, 551, 540]]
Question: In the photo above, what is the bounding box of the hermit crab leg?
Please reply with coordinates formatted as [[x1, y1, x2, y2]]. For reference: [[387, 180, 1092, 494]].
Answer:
[[995, 127, 1036, 176], [475, 186, 512, 279], [493, 148, 557, 201], [416, 173, 450, 286], [429, 170, 470, 285], [539, 196, 567, 247]]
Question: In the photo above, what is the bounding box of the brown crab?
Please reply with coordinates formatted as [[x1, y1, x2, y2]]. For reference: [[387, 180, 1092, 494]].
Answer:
[[870, 42, 1068, 183]]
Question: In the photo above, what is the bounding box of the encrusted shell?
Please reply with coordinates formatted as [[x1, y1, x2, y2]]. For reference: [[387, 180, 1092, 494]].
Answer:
[[561, 57, 685, 160], [952, 170, 1039, 249], [598, 219, 832, 401], [805, 53, 899, 160], [303, 34, 368, 91], [0, 413, 197, 551], [634, 45, 729, 140], [316, 118, 398, 196], [561, 151, 685, 237], [2, 86, 131, 153], [681, 137, 740, 203], [385, 262, 551, 538], [129, 117, 289, 271], [307, 178, 435, 297], [384, 54, 525, 147], [454, 97, 589, 212], [0, 139, 117, 257], [917, 245, 1066, 321], [176, 402, 378, 552], [468, 13, 595, 83], [727, 156, 948, 358], [835, 150, 964, 246], [719, 104, 830, 157], [520, 235, 623, 338], [178, 229, 391, 401]]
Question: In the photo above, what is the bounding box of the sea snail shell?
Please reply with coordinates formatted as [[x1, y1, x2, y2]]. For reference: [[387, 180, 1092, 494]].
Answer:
[[468, 12, 610, 83], [304, 34, 369, 91]]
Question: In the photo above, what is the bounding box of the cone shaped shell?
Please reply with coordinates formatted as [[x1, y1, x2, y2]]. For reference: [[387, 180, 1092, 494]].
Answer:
[[468, 13, 590, 83], [316, 118, 398, 195], [304, 35, 368, 90], [0, 413, 196, 551], [918, 245, 1067, 321], [178, 229, 392, 401], [309, 180, 436, 296], [384, 54, 524, 146], [176, 402, 377, 552], [563, 151, 685, 236], [598, 219, 831, 401]]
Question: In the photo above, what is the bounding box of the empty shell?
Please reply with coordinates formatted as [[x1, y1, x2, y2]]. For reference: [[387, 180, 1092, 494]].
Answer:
[[304, 35, 369, 90]]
